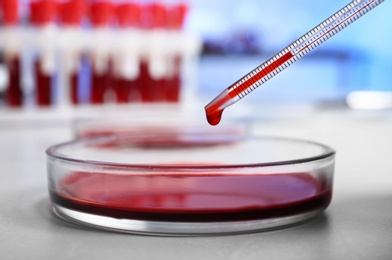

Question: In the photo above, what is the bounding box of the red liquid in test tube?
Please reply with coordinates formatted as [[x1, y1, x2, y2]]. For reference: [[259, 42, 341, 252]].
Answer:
[[5, 57, 22, 107], [29, 0, 58, 107], [34, 60, 52, 105], [89, 1, 114, 104], [1, 0, 23, 107], [138, 61, 152, 102]]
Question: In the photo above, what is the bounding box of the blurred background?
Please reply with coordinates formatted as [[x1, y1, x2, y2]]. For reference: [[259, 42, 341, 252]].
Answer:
[[0, 0, 391, 120]]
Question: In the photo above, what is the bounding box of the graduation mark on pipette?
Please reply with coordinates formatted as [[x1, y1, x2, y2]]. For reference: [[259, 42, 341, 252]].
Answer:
[[205, 0, 384, 126]]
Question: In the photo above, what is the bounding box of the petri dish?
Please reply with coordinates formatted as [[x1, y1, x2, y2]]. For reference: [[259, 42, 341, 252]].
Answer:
[[46, 132, 335, 236]]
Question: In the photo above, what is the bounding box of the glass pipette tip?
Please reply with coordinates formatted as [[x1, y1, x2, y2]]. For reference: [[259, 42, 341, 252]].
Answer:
[[205, 0, 384, 125]]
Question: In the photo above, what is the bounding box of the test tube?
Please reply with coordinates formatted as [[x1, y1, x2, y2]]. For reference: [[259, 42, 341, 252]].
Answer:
[[140, 3, 168, 102], [88, 1, 114, 104], [59, 0, 87, 105], [1, 0, 23, 107], [165, 2, 188, 102], [29, 0, 58, 107], [114, 2, 142, 103]]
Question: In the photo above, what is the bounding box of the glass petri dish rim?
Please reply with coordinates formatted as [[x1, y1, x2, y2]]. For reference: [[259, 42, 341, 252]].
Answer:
[[46, 134, 336, 170]]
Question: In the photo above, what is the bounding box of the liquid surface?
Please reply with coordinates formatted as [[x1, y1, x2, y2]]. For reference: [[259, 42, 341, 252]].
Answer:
[[51, 172, 332, 222]]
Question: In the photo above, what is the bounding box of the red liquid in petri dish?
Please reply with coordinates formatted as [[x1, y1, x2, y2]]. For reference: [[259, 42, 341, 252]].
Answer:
[[50, 171, 332, 222], [35, 60, 52, 106], [5, 56, 23, 107]]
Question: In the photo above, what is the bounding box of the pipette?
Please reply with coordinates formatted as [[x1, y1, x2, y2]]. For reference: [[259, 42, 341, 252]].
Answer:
[[205, 0, 384, 125]]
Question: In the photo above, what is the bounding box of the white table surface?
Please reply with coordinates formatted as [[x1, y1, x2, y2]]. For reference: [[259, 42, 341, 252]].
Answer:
[[1, 107, 392, 260]]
